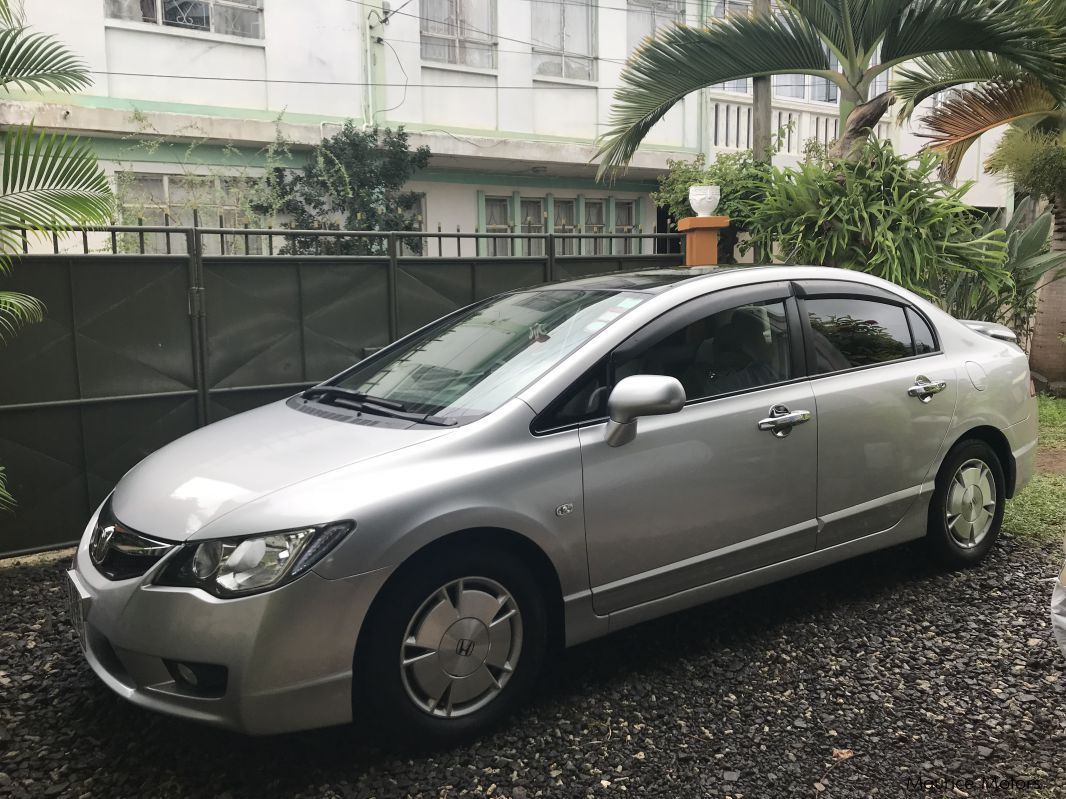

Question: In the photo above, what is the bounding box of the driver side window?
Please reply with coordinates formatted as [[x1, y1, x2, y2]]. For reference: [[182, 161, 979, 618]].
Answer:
[[614, 299, 793, 401], [534, 296, 794, 433]]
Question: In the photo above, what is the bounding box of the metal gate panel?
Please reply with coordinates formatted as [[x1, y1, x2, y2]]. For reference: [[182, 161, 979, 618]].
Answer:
[[299, 260, 390, 379], [472, 260, 547, 300], [71, 258, 195, 397], [203, 260, 304, 390], [397, 261, 481, 336], [0, 259, 79, 406], [0, 406, 89, 553]]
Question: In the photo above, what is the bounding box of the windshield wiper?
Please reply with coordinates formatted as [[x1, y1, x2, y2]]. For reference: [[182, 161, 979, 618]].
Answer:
[[299, 386, 457, 427], [300, 386, 407, 411]]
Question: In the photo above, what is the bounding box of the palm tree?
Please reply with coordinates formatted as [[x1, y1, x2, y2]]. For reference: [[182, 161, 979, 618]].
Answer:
[[0, 0, 114, 508], [595, 0, 1066, 176], [903, 3, 1066, 380]]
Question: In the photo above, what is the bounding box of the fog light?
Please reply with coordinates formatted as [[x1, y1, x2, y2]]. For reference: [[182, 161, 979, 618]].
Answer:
[[164, 659, 228, 696]]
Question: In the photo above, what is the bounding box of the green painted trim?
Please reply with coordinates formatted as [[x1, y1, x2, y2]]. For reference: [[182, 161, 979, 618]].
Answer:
[[576, 195, 586, 256], [636, 196, 644, 254], [545, 193, 555, 236], [11, 91, 700, 157], [415, 168, 656, 192], [607, 197, 616, 256], [511, 190, 522, 256], [87, 136, 308, 169], [476, 190, 487, 256]]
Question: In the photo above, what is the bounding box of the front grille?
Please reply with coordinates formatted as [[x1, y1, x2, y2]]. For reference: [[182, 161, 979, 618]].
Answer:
[[89, 500, 175, 581]]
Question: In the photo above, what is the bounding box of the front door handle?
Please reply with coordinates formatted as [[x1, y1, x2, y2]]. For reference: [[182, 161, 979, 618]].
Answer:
[[907, 375, 948, 403], [757, 404, 812, 438]]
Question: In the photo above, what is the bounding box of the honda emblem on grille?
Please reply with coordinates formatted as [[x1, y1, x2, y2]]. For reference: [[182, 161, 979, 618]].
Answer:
[[455, 638, 475, 657], [90, 524, 115, 565]]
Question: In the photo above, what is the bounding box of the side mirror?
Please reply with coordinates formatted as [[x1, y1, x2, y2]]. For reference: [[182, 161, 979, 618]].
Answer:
[[603, 375, 686, 447]]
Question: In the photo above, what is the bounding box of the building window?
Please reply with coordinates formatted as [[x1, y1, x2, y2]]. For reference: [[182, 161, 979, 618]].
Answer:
[[811, 49, 839, 103], [555, 198, 577, 255], [484, 195, 512, 256], [626, 0, 682, 54], [774, 74, 806, 100], [116, 172, 259, 254], [709, 0, 748, 17], [105, 0, 264, 39], [420, 0, 497, 69], [521, 198, 545, 256], [584, 199, 606, 255], [615, 200, 636, 255], [531, 0, 596, 81]]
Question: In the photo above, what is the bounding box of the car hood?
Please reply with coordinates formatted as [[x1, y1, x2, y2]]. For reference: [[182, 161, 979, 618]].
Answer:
[[110, 399, 453, 541]]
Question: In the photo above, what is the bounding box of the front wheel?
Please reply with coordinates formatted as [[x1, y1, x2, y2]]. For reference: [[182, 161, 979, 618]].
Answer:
[[355, 546, 548, 747], [927, 439, 1006, 568]]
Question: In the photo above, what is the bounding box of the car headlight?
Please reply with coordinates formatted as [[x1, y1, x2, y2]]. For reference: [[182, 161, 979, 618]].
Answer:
[[155, 521, 354, 598]]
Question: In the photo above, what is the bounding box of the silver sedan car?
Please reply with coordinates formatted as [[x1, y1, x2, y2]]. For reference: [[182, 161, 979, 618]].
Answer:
[[67, 265, 1037, 744]]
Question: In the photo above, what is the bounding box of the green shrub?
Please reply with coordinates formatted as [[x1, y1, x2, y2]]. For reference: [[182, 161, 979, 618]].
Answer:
[[736, 140, 1009, 297]]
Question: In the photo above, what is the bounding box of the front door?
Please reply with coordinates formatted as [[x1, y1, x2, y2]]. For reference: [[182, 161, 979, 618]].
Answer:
[[578, 284, 819, 615]]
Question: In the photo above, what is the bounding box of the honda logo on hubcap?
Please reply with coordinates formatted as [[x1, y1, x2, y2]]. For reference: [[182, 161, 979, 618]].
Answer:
[[455, 638, 475, 657]]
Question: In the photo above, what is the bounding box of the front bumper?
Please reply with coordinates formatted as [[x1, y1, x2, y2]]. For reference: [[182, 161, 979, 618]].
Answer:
[[68, 519, 393, 735]]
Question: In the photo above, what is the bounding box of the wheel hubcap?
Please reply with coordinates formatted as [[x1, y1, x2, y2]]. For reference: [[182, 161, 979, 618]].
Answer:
[[400, 577, 522, 717], [945, 458, 996, 549]]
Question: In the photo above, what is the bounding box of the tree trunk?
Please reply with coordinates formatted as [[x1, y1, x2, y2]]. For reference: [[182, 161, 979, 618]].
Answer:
[[828, 91, 895, 160], [1028, 193, 1066, 384]]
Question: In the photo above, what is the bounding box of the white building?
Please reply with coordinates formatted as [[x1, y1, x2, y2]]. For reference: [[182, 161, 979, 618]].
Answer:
[[2, 0, 1011, 255]]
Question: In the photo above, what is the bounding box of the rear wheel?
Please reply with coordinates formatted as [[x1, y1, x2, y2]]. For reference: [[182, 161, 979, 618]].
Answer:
[[927, 439, 1005, 567], [356, 546, 548, 747]]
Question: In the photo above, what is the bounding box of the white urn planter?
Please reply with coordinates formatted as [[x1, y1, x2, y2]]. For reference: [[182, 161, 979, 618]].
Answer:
[[688, 185, 721, 216]]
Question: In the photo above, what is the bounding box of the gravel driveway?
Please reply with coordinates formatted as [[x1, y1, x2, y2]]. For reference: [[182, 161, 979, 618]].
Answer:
[[2, 536, 1064, 799]]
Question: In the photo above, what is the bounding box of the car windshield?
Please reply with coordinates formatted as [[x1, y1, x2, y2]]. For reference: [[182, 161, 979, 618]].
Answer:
[[330, 289, 648, 424]]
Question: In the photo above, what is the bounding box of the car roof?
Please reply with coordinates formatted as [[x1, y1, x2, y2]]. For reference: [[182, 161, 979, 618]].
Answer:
[[533, 264, 851, 294]]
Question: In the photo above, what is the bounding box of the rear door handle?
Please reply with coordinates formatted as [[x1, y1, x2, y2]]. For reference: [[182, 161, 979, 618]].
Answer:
[[757, 404, 812, 438], [907, 375, 947, 403]]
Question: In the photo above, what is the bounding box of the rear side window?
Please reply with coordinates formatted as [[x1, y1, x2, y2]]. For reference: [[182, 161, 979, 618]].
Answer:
[[805, 297, 913, 373], [907, 307, 938, 354]]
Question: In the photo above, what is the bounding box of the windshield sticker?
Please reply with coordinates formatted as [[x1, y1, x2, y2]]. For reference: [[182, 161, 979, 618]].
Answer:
[[616, 297, 644, 309]]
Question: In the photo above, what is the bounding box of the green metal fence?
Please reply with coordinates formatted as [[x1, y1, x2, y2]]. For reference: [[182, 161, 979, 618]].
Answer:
[[0, 225, 682, 555]]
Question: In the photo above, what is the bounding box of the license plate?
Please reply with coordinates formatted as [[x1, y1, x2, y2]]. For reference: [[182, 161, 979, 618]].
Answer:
[[65, 570, 89, 650]]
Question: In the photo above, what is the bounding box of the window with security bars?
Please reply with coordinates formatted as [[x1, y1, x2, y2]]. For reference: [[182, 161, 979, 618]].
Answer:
[[420, 0, 497, 69], [614, 201, 636, 255], [531, 0, 596, 81], [554, 199, 577, 255], [117, 173, 261, 254], [105, 0, 264, 39], [520, 198, 545, 256], [484, 196, 512, 256], [584, 199, 606, 255], [626, 0, 682, 54]]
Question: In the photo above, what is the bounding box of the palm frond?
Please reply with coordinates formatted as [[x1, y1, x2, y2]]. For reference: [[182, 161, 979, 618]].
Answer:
[[0, 289, 43, 343], [778, 0, 848, 55], [0, 0, 16, 29], [596, 14, 832, 175], [881, 0, 1066, 81], [0, 24, 92, 94], [0, 125, 114, 269], [919, 77, 1058, 152], [850, 0, 913, 61], [891, 51, 1029, 120]]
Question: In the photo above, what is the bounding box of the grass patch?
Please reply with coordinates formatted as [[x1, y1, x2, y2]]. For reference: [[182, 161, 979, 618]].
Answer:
[[1004, 473, 1066, 543], [1038, 394, 1066, 450]]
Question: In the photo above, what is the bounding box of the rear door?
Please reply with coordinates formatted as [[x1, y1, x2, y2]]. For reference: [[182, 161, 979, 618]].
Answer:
[[796, 281, 956, 548]]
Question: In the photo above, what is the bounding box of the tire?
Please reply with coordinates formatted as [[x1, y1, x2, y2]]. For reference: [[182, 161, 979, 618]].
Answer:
[[927, 439, 1006, 568], [354, 544, 548, 748]]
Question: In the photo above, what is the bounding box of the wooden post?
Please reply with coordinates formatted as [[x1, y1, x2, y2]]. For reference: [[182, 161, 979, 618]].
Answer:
[[677, 216, 730, 266]]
